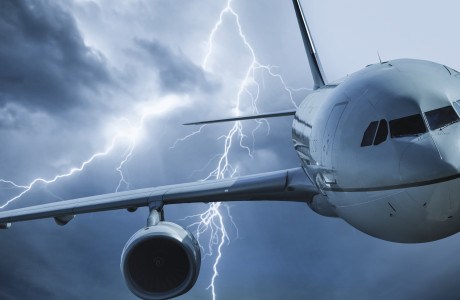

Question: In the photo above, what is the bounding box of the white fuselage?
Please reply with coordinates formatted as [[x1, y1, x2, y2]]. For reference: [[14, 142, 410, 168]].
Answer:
[[293, 59, 460, 243]]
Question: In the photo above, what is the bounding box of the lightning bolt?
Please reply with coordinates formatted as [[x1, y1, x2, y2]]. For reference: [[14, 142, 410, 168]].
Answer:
[[181, 202, 230, 299], [0, 1, 308, 299], [169, 125, 207, 150], [0, 139, 119, 209], [0, 180, 27, 189], [171, 1, 309, 299], [0, 99, 176, 208]]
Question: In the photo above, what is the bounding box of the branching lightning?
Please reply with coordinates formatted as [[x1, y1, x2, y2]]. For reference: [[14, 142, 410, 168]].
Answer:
[[169, 125, 207, 150], [170, 1, 308, 299], [0, 1, 308, 299], [0, 180, 27, 189], [116, 142, 135, 192], [0, 104, 164, 208], [0, 139, 118, 209], [181, 202, 231, 299]]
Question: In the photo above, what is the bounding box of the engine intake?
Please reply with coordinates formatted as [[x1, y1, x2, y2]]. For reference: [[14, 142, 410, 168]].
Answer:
[[121, 222, 201, 300]]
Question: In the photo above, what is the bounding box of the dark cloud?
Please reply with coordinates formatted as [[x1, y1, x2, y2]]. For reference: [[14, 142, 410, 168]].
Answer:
[[0, 215, 140, 300], [0, 0, 110, 113], [1, 1, 460, 300], [136, 39, 219, 94]]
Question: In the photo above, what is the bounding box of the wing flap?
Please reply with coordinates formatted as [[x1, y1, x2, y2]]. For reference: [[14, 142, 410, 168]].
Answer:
[[0, 168, 317, 226]]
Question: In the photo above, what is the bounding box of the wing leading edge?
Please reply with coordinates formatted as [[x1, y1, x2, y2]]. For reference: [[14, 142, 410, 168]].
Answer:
[[0, 168, 318, 227]]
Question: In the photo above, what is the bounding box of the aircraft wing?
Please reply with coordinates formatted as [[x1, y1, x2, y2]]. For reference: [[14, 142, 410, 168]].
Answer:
[[0, 167, 318, 227]]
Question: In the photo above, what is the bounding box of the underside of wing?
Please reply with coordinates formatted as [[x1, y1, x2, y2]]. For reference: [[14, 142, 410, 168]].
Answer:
[[0, 167, 317, 227]]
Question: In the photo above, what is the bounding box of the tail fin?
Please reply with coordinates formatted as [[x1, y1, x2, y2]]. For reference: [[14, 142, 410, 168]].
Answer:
[[292, 0, 326, 90]]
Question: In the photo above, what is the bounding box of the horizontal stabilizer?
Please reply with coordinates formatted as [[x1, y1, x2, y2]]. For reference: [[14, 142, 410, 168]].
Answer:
[[184, 110, 296, 125]]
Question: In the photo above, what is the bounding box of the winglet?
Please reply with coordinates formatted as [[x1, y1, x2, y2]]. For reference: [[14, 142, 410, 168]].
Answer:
[[292, 0, 326, 90]]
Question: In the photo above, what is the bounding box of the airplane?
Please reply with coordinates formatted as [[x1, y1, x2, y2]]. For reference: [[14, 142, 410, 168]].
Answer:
[[2, 0, 460, 299]]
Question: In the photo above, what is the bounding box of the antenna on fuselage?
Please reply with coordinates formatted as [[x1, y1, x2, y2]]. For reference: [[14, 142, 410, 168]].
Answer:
[[292, 0, 327, 90], [377, 51, 382, 63]]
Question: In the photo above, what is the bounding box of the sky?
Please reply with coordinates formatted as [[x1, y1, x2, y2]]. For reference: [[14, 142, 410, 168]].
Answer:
[[1, 0, 460, 299]]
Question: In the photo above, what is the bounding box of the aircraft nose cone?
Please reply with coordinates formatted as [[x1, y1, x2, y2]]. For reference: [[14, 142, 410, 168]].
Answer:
[[430, 125, 460, 174], [399, 135, 455, 182]]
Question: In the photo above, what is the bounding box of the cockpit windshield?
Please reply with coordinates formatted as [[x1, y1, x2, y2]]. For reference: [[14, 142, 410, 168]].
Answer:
[[389, 114, 426, 138], [425, 105, 460, 130]]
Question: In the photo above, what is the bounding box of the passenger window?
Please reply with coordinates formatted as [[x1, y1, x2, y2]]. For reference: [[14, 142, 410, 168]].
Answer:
[[389, 114, 426, 138], [425, 105, 459, 130], [374, 119, 388, 145], [361, 121, 378, 147]]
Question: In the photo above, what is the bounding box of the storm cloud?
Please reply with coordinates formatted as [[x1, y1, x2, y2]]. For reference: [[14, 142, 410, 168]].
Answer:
[[1, 0, 460, 300], [135, 38, 218, 94], [0, 0, 110, 113]]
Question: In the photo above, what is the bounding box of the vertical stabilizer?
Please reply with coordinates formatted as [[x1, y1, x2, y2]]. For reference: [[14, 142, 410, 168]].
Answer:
[[292, 0, 326, 89]]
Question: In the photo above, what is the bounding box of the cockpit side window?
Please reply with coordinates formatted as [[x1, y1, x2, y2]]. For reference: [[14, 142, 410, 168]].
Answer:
[[389, 114, 426, 138], [374, 119, 388, 145], [425, 105, 459, 130], [361, 121, 378, 147]]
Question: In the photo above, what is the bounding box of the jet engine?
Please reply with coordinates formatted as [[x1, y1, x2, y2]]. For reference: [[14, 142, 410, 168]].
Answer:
[[121, 222, 201, 300]]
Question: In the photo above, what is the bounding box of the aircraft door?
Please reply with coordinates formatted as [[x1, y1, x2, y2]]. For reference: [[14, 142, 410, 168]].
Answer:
[[322, 102, 348, 170]]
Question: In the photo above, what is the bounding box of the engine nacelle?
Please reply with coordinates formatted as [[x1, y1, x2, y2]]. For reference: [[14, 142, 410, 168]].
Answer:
[[121, 222, 201, 300]]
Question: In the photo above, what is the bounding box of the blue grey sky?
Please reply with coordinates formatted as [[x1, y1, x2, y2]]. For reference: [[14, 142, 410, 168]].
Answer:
[[1, 0, 460, 299]]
